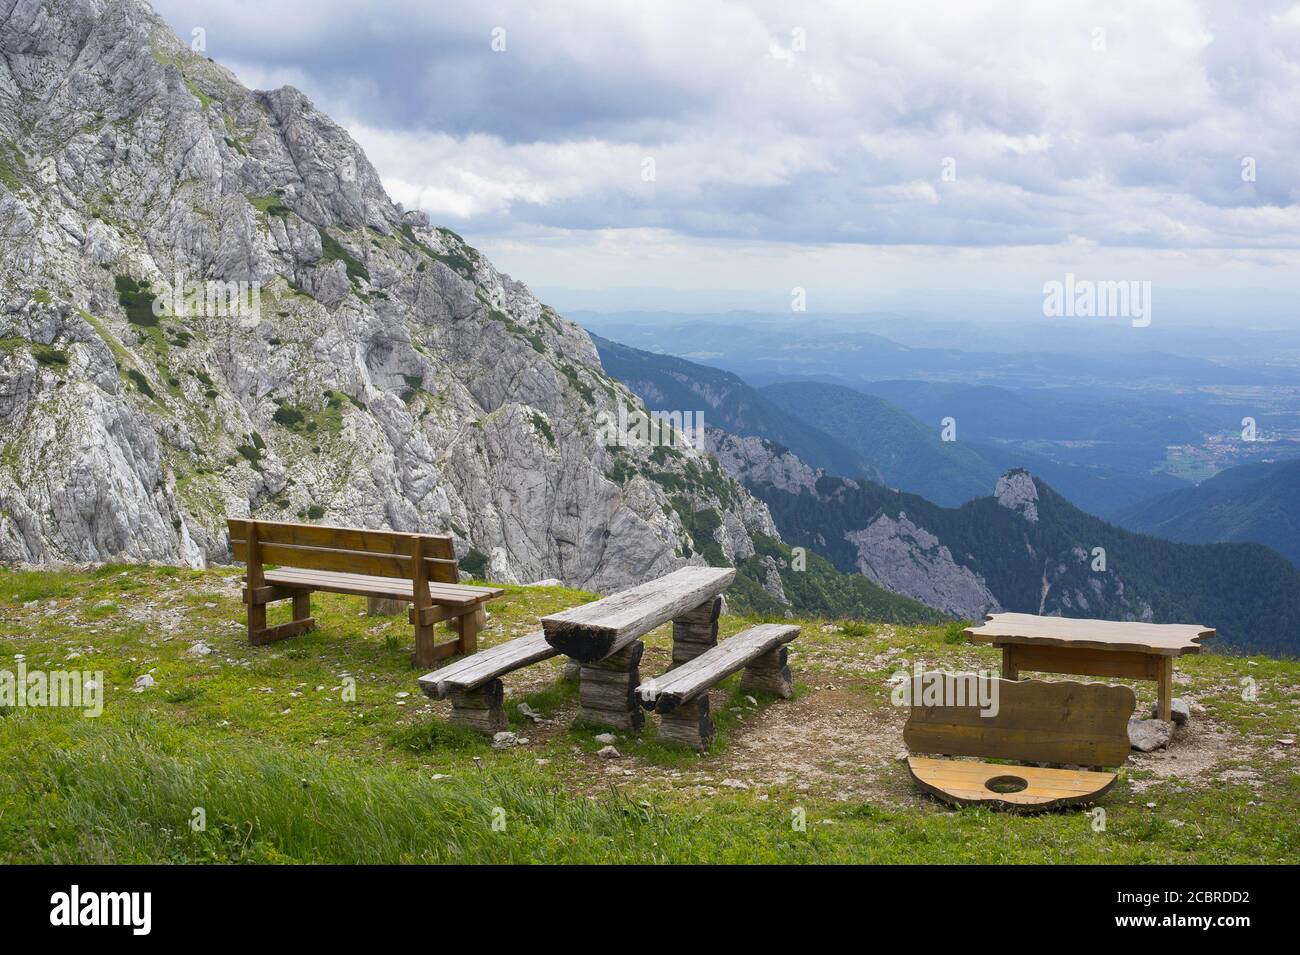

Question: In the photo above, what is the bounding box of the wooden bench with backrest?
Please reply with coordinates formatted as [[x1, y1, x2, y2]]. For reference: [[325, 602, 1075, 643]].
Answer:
[[636, 622, 800, 750], [417, 631, 559, 733], [227, 519, 504, 667], [904, 674, 1136, 811], [541, 565, 736, 731]]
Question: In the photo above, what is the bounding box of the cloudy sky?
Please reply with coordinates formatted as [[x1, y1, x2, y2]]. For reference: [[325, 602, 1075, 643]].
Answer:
[[153, 0, 1300, 317]]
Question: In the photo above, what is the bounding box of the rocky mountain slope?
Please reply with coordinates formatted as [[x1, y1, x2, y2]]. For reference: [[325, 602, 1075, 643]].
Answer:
[[0, 0, 776, 591]]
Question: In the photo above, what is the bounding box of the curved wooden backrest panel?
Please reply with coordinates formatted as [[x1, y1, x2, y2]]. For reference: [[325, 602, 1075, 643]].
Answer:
[[903, 675, 1135, 768]]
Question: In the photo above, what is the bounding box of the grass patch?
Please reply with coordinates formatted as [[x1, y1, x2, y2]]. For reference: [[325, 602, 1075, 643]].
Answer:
[[126, 368, 157, 399], [114, 275, 158, 327], [0, 566, 1295, 864], [319, 230, 370, 284]]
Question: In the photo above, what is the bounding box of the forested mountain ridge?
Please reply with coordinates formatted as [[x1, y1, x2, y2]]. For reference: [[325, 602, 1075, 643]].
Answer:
[[1116, 459, 1300, 567], [755, 468, 1300, 656]]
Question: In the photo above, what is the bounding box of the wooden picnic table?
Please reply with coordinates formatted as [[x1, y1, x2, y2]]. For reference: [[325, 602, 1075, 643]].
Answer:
[[964, 612, 1214, 721]]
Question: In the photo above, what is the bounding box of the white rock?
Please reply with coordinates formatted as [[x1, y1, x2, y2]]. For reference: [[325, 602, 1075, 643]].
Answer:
[[1129, 717, 1174, 752], [1150, 697, 1191, 725], [132, 674, 155, 692], [594, 732, 617, 745], [596, 745, 621, 759], [492, 731, 521, 749]]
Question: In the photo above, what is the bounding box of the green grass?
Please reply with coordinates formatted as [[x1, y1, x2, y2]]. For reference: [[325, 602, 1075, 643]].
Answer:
[[319, 230, 370, 284], [0, 564, 1296, 864]]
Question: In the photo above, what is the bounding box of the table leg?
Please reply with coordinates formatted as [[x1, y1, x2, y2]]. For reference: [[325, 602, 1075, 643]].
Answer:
[[1001, 646, 1019, 681], [1157, 656, 1173, 722]]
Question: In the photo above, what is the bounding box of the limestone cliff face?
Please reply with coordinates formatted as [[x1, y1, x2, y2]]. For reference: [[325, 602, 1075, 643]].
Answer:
[[707, 429, 819, 496], [0, 0, 775, 590], [843, 513, 999, 618]]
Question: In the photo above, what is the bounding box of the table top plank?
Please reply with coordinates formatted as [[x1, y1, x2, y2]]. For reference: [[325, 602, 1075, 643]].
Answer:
[[965, 612, 1213, 656]]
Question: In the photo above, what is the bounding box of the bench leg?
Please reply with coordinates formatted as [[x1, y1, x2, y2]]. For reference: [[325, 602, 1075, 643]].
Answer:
[[576, 641, 644, 732], [451, 605, 484, 656], [1001, 645, 1019, 681], [657, 695, 714, 752], [247, 601, 266, 643], [671, 596, 721, 669], [447, 678, 508, 734], [413, 622, 459, 668], [740, 645, 793, 698], [1158, 656, 1173, 722], [247, 589, 315, 646]]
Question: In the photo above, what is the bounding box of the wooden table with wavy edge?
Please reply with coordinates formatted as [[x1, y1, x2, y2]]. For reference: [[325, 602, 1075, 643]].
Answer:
[[964, 612, 1214, 721]]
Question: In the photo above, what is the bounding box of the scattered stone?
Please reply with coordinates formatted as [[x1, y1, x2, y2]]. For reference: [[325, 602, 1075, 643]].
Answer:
[[492, 731, 521, 750], [395, 691, 410, 698], [1150, 697, 1190, 725], [525, 578, 563, 587], [1129, 717, 1174, 752], [517, 702, 543, 723], [132, 674, 155, 692], [431, 773, 449, 780], [745, 695, 758, 706], [720, 778, 749, 790], [594, 732, 617, 745], [596, 745, 621, 759]]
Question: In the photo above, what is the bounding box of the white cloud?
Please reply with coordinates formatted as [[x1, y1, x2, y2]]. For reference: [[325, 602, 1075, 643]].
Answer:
[[153, 0, 1300, 300]]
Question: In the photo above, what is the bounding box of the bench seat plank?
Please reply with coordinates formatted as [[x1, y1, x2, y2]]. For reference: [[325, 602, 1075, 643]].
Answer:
[[418, 631, 559, 698], [907, 756, 1117, 811], [542, 566, 735, 662], [254, 567, 502, 607], [638, 623, 799, 712]]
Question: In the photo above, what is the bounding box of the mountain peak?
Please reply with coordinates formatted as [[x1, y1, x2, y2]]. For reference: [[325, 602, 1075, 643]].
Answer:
[[994, 468, 1039, 522], [0, 0, 776, 592]]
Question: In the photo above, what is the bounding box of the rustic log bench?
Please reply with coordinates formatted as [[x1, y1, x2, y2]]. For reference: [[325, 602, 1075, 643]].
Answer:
[[636, 623, 800, 750], [417, 631, 559, 733], [228, 519, 504, 667], [541, 566, 735, 731], [904, 675, 1136, 811]]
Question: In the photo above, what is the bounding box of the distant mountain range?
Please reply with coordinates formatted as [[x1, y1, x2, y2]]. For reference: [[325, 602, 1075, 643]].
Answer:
[[1117, 460, 1300, 567], [594, 335, 1191, 516], [595, 336, 1300, 655], [592, 336, 872, 479], [762, 380, 1191, 517]]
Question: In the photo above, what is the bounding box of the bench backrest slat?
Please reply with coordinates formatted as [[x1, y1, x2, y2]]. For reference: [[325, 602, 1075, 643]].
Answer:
[[227, 519, 458, 583], [904, 676, 1135, 768]]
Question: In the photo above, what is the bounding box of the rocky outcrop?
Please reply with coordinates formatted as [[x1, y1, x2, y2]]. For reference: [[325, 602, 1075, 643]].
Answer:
[[708, 429, 820, 495], [994, 468, 1039, 522], [843, 512, 999, 618], [0, 0, 775, 591]]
